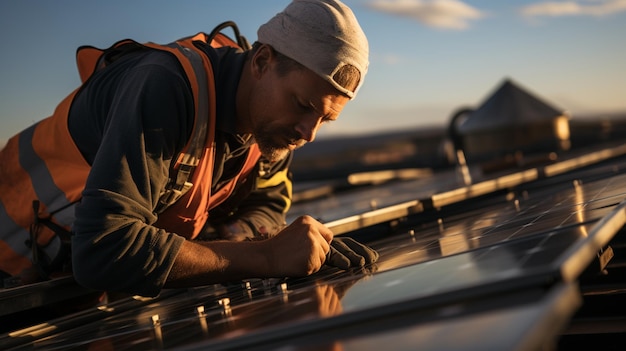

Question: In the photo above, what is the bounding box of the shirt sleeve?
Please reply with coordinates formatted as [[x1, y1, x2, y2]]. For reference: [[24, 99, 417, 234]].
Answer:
[[71, 51, 193, 297]]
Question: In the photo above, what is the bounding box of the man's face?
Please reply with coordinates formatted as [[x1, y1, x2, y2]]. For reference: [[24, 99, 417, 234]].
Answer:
[[248, 55, 350, 163]]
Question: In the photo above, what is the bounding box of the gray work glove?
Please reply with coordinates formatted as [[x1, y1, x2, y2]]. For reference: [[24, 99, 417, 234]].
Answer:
[[325, 237, 379, 270]]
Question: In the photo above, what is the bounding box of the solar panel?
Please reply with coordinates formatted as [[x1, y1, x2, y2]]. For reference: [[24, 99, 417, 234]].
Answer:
[[3, 144, 625, 350]]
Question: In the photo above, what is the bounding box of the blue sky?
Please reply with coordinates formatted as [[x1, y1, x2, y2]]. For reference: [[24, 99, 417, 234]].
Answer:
[[1, 0, 625, 146]]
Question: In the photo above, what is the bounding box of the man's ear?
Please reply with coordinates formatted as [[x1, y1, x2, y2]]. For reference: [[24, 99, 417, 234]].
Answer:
[[251, 44, 273, 79]]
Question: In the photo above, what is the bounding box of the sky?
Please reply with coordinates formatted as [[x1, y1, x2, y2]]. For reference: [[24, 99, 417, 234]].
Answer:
[[1, 0, 625, 147]]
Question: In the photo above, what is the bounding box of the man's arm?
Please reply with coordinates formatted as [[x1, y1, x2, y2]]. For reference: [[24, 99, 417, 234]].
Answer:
[[71, 52, 196, 297], [165, 215, 332, 288]]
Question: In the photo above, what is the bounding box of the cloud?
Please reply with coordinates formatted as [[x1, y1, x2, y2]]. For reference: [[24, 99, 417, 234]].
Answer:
[[521, 0, 626, 18], [380, 53, 406, 65], [367, 0, 486, 30]]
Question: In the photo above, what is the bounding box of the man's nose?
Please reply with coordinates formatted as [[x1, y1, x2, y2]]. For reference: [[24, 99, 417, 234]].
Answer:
[[295, 116, 321, 142]]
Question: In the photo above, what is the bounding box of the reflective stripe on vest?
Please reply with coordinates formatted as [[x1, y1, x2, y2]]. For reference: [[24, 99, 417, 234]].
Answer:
[[0, 89, 87, 276]]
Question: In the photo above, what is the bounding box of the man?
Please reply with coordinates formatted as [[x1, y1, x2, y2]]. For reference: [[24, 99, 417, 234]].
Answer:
[[0, 0, 377, 298]]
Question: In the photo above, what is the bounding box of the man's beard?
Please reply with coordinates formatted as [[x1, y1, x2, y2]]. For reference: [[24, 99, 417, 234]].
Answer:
[[253, 125, 306, 163]]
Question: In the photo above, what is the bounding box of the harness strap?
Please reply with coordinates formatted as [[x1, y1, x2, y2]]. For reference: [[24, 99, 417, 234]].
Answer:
[[28, 200, 74, 279]]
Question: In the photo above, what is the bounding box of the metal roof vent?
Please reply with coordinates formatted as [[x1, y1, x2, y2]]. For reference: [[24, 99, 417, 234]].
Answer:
[[448, 78, 571, 172]]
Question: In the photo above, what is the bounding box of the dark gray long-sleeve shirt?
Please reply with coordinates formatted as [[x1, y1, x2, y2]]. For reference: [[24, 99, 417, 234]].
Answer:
[[69, 42, 292, 297]]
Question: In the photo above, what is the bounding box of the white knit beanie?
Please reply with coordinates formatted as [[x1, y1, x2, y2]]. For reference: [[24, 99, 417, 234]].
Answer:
[[257, 0, 369, 99]]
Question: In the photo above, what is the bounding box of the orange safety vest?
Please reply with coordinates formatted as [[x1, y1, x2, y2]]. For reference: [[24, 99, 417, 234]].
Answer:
[[0, 25, 261, 279]]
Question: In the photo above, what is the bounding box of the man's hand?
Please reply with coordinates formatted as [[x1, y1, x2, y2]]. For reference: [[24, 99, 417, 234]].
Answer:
[[167, 216, 377, 289], [325, 237, 379, 270], [263, 215, 333, 277]]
